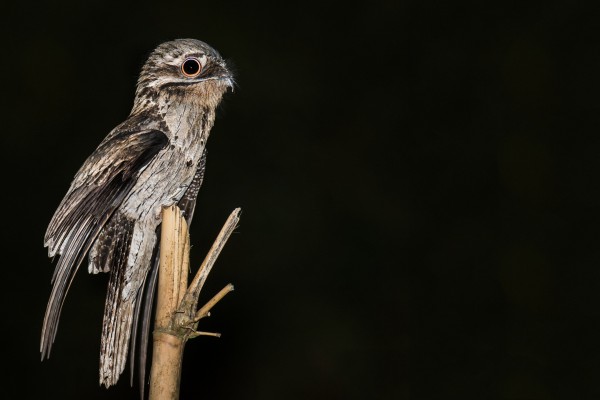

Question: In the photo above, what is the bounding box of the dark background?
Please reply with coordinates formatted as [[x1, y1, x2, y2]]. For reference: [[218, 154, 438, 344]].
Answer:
[[2, 1, 600, 399]]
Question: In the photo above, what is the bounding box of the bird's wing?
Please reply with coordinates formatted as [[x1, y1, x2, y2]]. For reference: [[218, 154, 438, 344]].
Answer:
[[41, 127, 169, 359], [177, 147, 207, 226]]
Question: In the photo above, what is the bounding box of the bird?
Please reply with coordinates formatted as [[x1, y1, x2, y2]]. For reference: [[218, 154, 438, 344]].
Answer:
[[41, 39, 233, 388]]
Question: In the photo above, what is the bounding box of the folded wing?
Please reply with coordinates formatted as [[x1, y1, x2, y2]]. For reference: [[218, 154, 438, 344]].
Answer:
[[41, 128, 169, 359]]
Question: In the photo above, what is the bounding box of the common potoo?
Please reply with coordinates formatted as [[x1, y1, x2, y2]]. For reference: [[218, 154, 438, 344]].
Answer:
[[41, 39, 233, 388]]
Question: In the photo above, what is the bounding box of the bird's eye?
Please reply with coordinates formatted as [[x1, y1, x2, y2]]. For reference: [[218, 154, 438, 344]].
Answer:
[[181, 58, 202, 77]]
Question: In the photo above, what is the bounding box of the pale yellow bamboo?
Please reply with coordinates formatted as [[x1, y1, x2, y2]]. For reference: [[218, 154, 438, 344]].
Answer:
[[149, 205, 189, 400], [149, 332, 185, 399], [148, 206, 239, 400]]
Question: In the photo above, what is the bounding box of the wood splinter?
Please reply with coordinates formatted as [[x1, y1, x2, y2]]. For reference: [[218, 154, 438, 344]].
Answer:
[[149, 206, 240, 400]]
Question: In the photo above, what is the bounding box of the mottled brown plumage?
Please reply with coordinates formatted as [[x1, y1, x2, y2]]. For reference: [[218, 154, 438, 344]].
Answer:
[[41, 39, 233, 388]]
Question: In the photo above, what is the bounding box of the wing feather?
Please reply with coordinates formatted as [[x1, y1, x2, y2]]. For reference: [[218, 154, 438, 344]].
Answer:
[[177, 148, 207, 226], [41, 129, 168, 359]]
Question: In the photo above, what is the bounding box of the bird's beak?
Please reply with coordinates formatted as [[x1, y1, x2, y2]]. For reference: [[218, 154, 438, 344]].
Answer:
[[217, 64, 234, 91], [213, 60, 234, 91], [195, 62, 234, 91], [220, 75, 235, 91]]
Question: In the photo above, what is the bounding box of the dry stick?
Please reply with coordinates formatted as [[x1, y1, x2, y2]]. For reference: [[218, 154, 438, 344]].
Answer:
[[181, 208, 241, 319], [195, 283, 235, 322], [149, 206, 240, 400]]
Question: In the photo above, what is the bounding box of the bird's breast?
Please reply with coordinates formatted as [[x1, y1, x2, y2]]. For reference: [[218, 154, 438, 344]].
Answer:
[[119, 132, 207, 224]]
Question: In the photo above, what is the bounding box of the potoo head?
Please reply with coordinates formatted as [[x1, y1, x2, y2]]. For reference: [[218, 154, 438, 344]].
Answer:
[[134, 39, 233, 110]]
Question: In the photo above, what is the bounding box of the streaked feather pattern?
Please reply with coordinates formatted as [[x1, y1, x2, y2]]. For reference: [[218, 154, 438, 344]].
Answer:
[[41, 38, 232, 391], [42, 129, 169, 359]]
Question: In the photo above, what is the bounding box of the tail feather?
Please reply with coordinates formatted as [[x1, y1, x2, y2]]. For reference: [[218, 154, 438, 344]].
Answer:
[[98, 217, 157, 387], [96, 214, 134, 386], [89, 218, 120, 274]]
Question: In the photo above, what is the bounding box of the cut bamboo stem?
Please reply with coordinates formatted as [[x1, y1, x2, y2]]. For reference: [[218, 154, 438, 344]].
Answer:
[[148, 206, 239, 400], [155, 206, 189, 330]]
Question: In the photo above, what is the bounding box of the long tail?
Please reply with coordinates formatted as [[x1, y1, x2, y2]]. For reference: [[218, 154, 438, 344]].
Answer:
[[93, 214, 157, 387]]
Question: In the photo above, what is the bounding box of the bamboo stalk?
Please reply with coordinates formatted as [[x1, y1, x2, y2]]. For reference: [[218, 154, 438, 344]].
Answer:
[[149, 331, 185, 399], [155, 206, 189, 329], [148, 206, 239, 400], [149, 205, 188, 399]]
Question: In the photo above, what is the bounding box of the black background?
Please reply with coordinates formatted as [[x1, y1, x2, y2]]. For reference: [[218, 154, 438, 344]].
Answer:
[[2, 1, 600, 399]]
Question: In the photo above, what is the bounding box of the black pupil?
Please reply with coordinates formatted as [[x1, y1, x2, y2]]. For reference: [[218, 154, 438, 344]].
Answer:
[[183, 59, 200, 75]]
